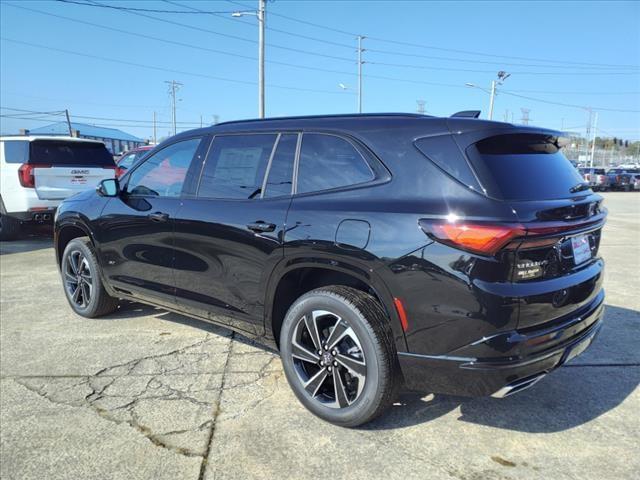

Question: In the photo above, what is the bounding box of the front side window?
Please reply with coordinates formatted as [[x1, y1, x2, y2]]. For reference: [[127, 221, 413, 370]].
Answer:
[[127, 138, 201, 197], [296, 134, 374, 194], [198, 134, 277, 199]]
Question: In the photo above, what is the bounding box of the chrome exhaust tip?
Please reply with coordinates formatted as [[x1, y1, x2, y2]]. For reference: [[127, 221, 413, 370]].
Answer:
[[33, 213, 42, 221], [491, 373, 547, 398], [43, 213, 51, 221]]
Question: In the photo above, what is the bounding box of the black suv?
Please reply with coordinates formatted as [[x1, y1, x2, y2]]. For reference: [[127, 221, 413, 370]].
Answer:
[[54, 113, 606, 426]]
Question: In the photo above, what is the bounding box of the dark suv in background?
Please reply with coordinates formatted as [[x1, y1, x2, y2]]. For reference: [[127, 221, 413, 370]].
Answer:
[[54, 113, 606, 426]]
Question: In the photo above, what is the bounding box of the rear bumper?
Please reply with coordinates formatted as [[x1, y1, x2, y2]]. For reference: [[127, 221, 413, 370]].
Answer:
[[7, 208, 56, 223], [398, 293, 604, 397]]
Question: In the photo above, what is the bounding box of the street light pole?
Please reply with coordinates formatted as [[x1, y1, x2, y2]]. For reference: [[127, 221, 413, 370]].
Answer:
[[258, 0, 265, 118], [232, 1, 266, 118], [358, 36, 362, 113], [488, 80, 497, 120]]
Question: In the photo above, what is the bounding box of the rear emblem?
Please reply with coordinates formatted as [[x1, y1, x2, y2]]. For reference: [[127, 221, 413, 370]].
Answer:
[[71, 169, 89, 175]]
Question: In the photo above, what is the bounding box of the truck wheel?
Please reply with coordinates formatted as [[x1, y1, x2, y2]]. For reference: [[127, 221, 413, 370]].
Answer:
[[0, 214, 21, 241], [279, 285, 400, 427]]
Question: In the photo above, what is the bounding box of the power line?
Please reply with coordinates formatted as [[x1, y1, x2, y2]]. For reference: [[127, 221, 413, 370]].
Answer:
[[497, 90, 640, 113], [164, 0, 355, 50], [226, 0, 639, 70], [0, 37, 355, 96], [54, 0, 237, 15], [79, 0, 355, 63], [366, 47, 639, 71], [5, 3, 360, 78], [367, 60, 639, 76]]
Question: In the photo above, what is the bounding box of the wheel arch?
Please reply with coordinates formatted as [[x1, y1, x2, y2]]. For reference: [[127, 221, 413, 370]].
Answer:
[[265, 257, 407, 352], [55, 218, 94, 268]]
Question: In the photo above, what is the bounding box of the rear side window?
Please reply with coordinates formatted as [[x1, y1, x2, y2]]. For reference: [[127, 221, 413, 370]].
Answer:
[[29, 140, 115, 167], [3, 141, 29, 163], [263, 133, 297, 198], [414, 135, 482, 192], [296, 133, 374, 194], [466, 133, 584, 201], [198, 134, 276, 199]]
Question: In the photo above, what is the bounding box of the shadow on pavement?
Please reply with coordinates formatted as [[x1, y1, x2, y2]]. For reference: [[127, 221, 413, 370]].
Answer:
[[0, 225, 53, 255], [84, 296, 640, 434], [366, 304, 639, 433]]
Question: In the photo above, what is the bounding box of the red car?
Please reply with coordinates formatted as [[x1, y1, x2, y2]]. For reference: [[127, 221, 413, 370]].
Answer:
[[116, 145, 154, 176]]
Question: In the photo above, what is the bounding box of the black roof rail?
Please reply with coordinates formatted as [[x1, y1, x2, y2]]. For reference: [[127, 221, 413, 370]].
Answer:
[[450, 110, 481, 118]]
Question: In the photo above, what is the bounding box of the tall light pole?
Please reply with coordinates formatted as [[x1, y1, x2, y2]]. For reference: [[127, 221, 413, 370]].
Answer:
[[357, 35, 365, 113], [233, 0, 266, 118], [466, 71, 510, 120], [165, 80, 182, 135]]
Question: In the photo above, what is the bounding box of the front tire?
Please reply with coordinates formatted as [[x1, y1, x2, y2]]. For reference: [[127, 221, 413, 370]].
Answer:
[[61, 237, 119, 317], [280, 286, 399, 427]]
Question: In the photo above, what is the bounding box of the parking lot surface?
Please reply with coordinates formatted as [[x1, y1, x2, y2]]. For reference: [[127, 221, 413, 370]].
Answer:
[[1, 192, 639, 480]]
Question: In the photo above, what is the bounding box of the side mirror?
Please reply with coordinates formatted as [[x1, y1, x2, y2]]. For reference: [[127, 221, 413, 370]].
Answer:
[[97, 178, 120, 197]]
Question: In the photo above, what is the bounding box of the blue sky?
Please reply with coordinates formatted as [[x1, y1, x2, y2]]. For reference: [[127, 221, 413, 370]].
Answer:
[[1, 0, 639, 141]]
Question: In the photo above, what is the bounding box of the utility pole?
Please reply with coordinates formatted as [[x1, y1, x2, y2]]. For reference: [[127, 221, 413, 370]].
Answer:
[[488, 80, 497, 120], [589, 112, 598, 167], [200, 115, 203, 128], [152, 111, 157, 145], [258, 0, 265, 118], [416, 100, 426, 115], [165, 80, 182, 136], [64, 109, 73, 136], [520, 108, 531, 126], [357, 35, 365, 113], [585, 108, 593, 163]]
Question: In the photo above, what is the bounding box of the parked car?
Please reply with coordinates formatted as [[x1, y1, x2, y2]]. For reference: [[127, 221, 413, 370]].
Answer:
[[116, 145, 154, 176], [606, 167, 640, 191], [54, 114, 606, 426], [579, 167, 610, 191], [0, 136, 116, 240]]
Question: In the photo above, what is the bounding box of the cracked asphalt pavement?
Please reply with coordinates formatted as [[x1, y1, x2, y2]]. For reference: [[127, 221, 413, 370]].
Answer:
[[1, 192, 639, 480]]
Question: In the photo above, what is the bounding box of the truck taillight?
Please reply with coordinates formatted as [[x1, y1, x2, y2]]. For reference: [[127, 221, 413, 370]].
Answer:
[[18, 164, 50, 188]]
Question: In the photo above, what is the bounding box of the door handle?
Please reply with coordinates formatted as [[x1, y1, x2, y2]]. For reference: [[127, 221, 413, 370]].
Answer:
[[148, 212, 170, 222], [247, 221, 276, 233]]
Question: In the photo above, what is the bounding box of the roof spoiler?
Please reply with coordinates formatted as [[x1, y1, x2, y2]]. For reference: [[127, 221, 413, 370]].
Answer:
[[450, 110, 481, 118]]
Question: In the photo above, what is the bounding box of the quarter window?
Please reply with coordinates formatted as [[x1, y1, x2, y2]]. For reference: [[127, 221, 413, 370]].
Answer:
[[198, 134, 277, 199], [126, 138, 201, 197], [296, 134, 374, 194]]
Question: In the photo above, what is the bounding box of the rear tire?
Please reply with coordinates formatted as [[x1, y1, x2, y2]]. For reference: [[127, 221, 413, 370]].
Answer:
[[61, 237, 119, 317], [280, 285, 400, 427], [0, 214, 21, 241]]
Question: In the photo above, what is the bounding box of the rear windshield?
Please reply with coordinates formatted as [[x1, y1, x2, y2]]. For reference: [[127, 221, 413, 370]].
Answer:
[[466, 133, 584, 201], [29, 140, 115, 167]]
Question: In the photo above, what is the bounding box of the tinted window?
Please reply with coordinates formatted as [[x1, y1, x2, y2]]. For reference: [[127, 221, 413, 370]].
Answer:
[[117, 152, 140, 170], [29, 140, 115, 167], [414, 135, 482, 192], [264, 134, 297, 198], [198, 134, 276, 199], [297, 134, 373, 194], [3, 140, 29, 163], [466, 134, 585, 201], [127, 138, 201, 197]]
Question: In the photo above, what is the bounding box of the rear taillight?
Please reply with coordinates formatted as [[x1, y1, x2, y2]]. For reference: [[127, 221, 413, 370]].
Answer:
[[18, 164, 50, 188], [584, 174, 591, 181], [419, 221, 526, 255], [419, 216, 605, 256]]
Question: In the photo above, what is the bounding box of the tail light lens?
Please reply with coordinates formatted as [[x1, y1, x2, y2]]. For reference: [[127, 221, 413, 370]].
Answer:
[[18, 164, 50, 188], [419, 221, 525, 255], [419, 216, 605, 256]]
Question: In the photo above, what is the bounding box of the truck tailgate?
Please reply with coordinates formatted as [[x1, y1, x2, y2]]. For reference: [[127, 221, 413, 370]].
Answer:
[[34, 166, 115, 200]]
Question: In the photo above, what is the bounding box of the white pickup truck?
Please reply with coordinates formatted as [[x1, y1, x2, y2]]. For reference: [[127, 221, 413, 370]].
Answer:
[[0, 136, 117, 240]]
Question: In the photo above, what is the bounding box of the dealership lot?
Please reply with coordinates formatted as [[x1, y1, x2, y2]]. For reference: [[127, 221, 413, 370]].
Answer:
[[0, 192, 638, 480]]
